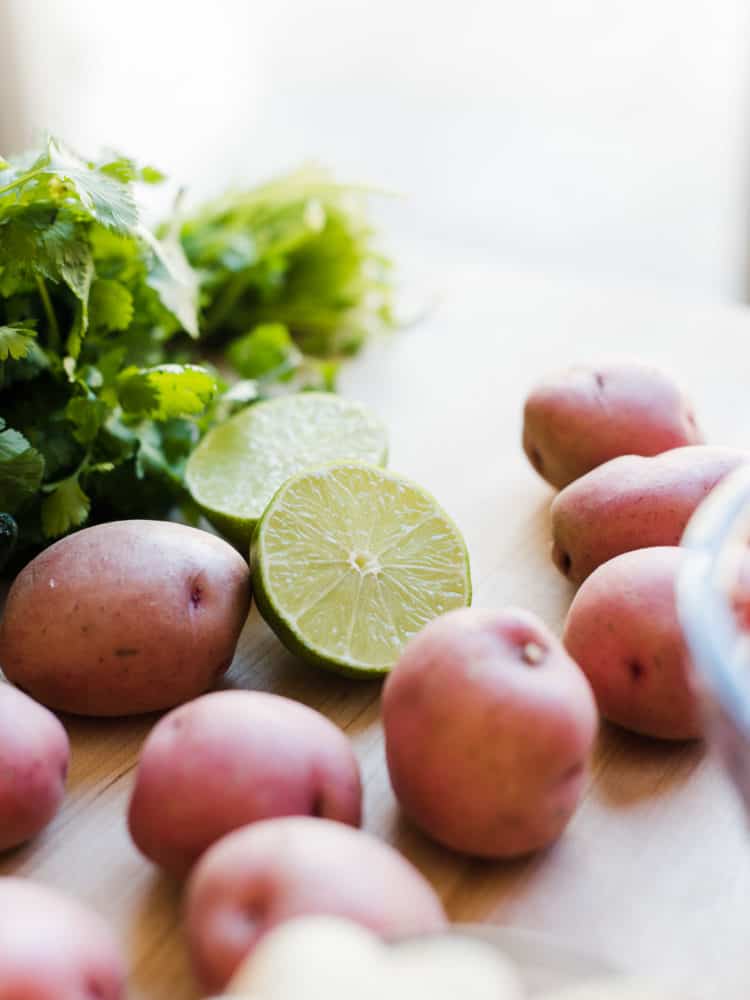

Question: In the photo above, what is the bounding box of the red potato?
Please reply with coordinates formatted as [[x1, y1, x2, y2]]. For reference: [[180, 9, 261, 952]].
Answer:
[[523, 361, 703, 490], [0, 683, 69, 851], [382, 607, 597, 859], [551, 446, 749, 585], [0, 877, 126, 1000], [0, 520, 251, 716], [128, 690, 362, 876], [563, 547, 701, 740], [185, 816, 447, 992]]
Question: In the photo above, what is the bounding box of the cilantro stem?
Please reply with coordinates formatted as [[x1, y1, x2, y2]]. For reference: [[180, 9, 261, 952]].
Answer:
[[0, 167, 45, 198], [35, 276, 61, 351]]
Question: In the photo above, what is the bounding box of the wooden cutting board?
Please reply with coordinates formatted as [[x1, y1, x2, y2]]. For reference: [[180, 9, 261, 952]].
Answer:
[[3, 245, 750, 998]]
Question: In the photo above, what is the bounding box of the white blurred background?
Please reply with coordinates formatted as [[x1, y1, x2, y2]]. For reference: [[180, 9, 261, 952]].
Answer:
[[2, 0, 750, 301]]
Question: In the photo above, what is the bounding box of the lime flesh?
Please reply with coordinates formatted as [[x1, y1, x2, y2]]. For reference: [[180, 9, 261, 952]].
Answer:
[[186, 393, 388, 549], [252, 462, 472, 676]]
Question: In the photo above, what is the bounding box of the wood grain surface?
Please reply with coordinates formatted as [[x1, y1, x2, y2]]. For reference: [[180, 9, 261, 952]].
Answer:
[[2, 247, 750, 997]]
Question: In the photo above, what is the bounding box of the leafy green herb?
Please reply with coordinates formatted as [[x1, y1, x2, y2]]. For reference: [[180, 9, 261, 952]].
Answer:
[[44, 136, 138, 232], [41, 474, 90, 538], [179, 164, 393, 357], [0, 325, 37, 361], [117, 364, 217, 420], [0, 138, 212, 556], [89, 279, 134, 333], [140, 218, 200, 339], [0, 419, 45, 514], [227, 323, 301, 380], [0, 137, 393, 567]]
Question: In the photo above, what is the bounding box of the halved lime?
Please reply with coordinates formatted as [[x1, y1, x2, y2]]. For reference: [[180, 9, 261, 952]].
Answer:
[[185, 393, 388, 549], [252, 462, 472, 677]]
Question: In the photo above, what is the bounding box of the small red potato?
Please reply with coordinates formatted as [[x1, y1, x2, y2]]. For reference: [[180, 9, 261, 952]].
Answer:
[[382, 607, 597, 859], [563, 547, 701, 740], [0, 683, 69, 851], [128, 690, 362, 876], [523, 361, 702, 489], [0, 520, 251, 716], [551, 446, 749, 585], [185, 816, 447, 992], [0, 877, 126, 1000]]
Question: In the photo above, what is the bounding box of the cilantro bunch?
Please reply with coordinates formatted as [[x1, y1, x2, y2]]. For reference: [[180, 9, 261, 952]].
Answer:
[[180, 164, 393, 360], [0, 139, 393, 571]]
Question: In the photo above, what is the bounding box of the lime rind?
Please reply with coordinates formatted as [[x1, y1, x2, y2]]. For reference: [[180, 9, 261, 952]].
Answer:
[[186, 393, 388, 550], [252, 462, 472, 677]]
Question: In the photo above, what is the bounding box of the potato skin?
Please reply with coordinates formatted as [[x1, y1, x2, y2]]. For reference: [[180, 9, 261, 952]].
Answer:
[[0, 684, 69, 851], [551, 446, 749, 585], [523, 362, 703, 490], [185, 816, 447, 991], [128, 691, 362, 876], [0, 520, 251, 716], [563, 548, 701, 740], [382, 607, 597, 859], [0, 877, 126, 1000]]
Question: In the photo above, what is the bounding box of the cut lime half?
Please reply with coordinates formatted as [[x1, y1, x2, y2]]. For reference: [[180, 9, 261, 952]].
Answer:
[[186, 393, 388, 549], [252, 462, 472, 677]]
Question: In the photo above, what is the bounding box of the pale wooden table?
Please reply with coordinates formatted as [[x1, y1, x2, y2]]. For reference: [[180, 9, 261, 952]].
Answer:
[[2, 248, 750, 997]]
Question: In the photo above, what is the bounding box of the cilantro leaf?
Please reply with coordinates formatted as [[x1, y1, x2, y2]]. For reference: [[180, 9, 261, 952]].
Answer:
[[117, 364, 217, 419], [89, 279, 134, 333], [41, 475, 90, 538], [133, 419, 196, 484], [65, 395, 108, 445], [0, 325, 37, 361], [97, 156, 165, 187], [89, 226, 143, 282], [60, 237, 94, 304], [180, 165, 393, 359], [140, 221, 200, 337], [94, 346, 127, 388], [227, 323, 301, 380], [0, 138, 138, 234], [140, 166, 165, 184], [44, 137, 138, 233], [0, 419, 45, 514], [61, 239, 94, 358], [98, 157, 139, 185], [0, 206, 77, 289]]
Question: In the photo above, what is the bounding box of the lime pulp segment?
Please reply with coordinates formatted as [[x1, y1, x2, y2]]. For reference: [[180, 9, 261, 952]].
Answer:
[[252, 462, 472, 676], [185, 393, 388, 548]]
